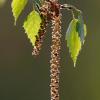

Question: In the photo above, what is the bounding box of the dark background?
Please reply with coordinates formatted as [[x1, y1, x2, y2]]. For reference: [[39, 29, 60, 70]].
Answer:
[[0, 0, 100, 100]]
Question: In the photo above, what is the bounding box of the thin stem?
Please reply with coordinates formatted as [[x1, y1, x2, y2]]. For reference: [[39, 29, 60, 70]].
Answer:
[[71, 10, 75, 19], [61, 4, 81, 12]]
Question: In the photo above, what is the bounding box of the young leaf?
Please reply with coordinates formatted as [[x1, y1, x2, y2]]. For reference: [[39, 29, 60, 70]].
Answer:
[[23, 10, 42, 46], [11, 0, 28, 25], [66, 19, 82, 67]]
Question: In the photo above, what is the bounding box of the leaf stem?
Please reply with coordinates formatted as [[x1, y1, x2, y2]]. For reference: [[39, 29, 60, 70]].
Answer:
[[60, 4, 81, 13]]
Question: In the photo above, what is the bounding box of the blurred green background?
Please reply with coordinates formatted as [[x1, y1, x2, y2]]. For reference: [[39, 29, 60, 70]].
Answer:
[[0, 0, 100, 100]]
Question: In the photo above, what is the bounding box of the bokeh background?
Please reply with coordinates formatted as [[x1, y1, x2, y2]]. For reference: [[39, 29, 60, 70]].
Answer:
[[0, 0, 100, 100]]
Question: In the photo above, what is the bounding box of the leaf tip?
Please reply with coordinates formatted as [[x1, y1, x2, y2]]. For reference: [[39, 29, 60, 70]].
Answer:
[[74, 62, 76, 67], [72, 58, 77, 67]]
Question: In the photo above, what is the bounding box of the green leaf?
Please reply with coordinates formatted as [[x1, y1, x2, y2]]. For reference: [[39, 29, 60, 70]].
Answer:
[[23, 10, 42, 46], [66, 19, 82, 67], [11, 0, 28, 25]]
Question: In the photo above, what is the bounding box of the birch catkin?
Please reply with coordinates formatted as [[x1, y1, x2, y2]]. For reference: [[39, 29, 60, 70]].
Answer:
[[50, 15, 61, 100]]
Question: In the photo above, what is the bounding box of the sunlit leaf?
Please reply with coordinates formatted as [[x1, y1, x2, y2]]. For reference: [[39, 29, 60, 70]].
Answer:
[[11, 0, 28, 25], [66, 19, 82, 67], [23, 10, 42, 46]]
